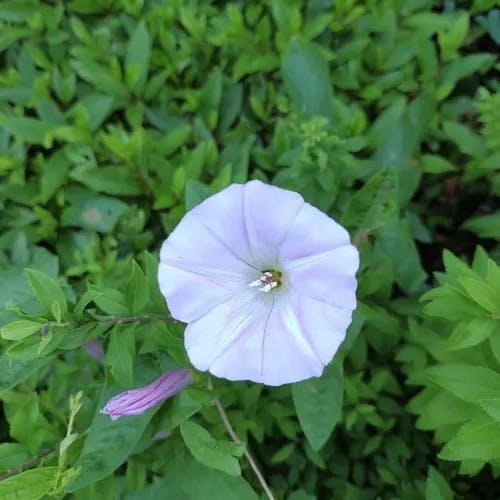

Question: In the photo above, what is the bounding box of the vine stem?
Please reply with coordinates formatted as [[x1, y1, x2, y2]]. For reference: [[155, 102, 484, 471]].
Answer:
[[105, 315, 174, 324], [47, 315, 176, 329], [0, 448, 53, 482], [213, 399, 275, 500]]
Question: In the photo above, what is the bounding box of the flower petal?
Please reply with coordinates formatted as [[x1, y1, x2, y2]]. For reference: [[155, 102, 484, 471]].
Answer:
[[159, 208, 251, 278], [159, 205, 253, 321], [278, 202, 351, 261], [158, 262, 236, 322], [184, 291, 264, 372], [185, 292, 330, 385], [295, 294, 352, 365], [243, 180, 304, 267], [286, 245, 359, 310], [189, 183, 255, 265]]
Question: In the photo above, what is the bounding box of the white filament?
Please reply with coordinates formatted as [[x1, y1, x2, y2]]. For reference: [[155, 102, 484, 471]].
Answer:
[[249, 271, 278, 293]]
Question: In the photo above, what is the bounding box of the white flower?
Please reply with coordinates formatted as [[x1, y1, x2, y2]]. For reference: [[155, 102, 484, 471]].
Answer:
[[158, 180, 359, 385]]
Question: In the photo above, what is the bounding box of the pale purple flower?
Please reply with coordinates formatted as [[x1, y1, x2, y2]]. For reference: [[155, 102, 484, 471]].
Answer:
[[100, 369, 192, 420], [158, 180, 359, 386]]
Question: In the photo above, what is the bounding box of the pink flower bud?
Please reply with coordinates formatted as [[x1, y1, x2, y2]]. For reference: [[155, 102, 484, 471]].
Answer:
[[101, 369, 192, 420]]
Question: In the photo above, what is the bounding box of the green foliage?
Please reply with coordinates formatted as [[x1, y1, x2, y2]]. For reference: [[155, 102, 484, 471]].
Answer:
[[181, 420, 244, 476], [0, 0, 498, 498], [292, 363, 343, 451], [0, 467, 58, 500], [403, 249, 500, 475]]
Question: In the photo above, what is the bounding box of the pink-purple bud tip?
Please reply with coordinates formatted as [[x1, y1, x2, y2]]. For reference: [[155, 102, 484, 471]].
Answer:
[[100, 369, 192, 421]]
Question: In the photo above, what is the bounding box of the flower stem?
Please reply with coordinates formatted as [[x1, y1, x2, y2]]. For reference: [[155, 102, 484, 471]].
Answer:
[[214, 398, 275, 500]]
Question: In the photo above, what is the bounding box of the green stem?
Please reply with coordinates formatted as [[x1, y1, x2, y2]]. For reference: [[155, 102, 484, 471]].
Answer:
[[209, 379, 275, 500], [47, 314, 176, 330], [105, 315, 174, 324], [0, 448, 53, 481]]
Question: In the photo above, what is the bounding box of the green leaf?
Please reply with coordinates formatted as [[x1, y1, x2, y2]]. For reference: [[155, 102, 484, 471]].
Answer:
[[73, 288, 103, 319], [292, 364, 343, 450], [422, 286, 483, 320], [233, 52, 280, 81], [341, 169, 398, 231], [378, 217, 427, 294], [198, 70, 223, 129], [420, 154, 456, 173], [124, 454, 258, 500], [0, 116, 53, 146], [181, 420, 243, 476], [0, 390, 56, 451], [442, 249, 478, 281], [52, 66, 76, 104], [485, 9, 500, 44], [0, 467, 57, 500], [412, 390, 476, 430], [490, 333, 500, 364], [439, 416, 500, 461], [218, 82, 243, 134], [0, 1, 39, 22], [438, 54, 495, 100], [425, 466, 454, 500], [0, 355, 50, 390], [162, 125, 192, 155], [463, 213, 500, 240], [125, 19, 151, 94], [106, 324, 136, 388], [25, 268, 68, 319], [0, 320, 43, 341], [373, 96, 432, 174], [288, 490, 316, 500], [61, 192, 128, 233], [0, 443, 30, 471], [92, 287, 129, 316], [80, 94, 114, 130], [281, 39, 334, 120], [458, 277, 500, 313], [124, 261, 149, 314], [185, 179, 214, 210], [445, 318, 496, 350], [142, 251, 169, 314], [438, 11, 469, 61], [479, 399, 500, 423], [163, 390, 202, 431], [0, 247, 58, 325], [270, 442, 295, 464], [70, 59, 126, 97], [443, 121, 486, 158], [69, 166, 143, 196], [39, 150, 71, 203], [425, 364, 500, 403], [1, 28, 33, 54]]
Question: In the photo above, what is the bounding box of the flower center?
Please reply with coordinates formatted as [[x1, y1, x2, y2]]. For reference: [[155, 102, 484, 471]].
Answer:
[[249, 269, 282, 293]]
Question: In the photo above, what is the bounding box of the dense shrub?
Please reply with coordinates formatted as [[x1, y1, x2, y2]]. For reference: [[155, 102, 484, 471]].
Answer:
[[0, 1, 498, 498]]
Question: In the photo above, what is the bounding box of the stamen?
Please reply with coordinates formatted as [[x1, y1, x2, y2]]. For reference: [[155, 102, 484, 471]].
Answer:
[[249, 271, 280, 293]]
